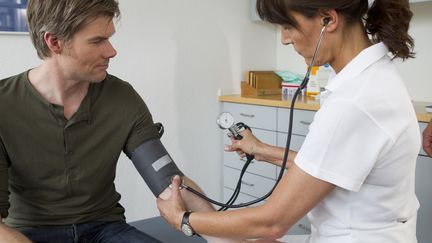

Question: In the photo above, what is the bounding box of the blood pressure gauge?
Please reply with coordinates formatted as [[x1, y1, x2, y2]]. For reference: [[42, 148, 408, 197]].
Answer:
[[217, 112, 235, 130]]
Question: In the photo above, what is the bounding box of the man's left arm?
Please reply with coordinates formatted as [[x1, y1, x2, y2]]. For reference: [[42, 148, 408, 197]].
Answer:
[[423, 119, 432, 157], [158, 176, 241, 243]]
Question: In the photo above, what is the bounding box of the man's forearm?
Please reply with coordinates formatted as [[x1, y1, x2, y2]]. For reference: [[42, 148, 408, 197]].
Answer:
[[0, 221, 32, 243], [159, 176, 241, 243], [179, 177, 214, 212]]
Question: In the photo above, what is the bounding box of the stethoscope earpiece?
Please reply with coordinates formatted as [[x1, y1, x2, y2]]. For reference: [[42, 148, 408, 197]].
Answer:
[[323, 17, 331, 26]]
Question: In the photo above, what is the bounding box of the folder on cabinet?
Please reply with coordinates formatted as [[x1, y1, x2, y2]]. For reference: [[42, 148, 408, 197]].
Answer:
[[242, 71, 282, 96]]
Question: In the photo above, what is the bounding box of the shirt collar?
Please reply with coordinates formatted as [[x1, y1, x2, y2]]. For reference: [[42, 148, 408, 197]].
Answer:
[[325, 42, 389, 93], [66, 83, 93, 128]]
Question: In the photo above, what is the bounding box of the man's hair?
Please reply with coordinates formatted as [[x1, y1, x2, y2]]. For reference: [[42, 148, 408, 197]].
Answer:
[[27, 0, 120, 59]]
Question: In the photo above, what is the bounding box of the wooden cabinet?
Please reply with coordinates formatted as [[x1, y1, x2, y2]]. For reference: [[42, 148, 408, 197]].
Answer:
[[222, 103, 278, 205], [224, 129, 277, 180], [221, 101, 431, 241], [221, 102, 311, 235]]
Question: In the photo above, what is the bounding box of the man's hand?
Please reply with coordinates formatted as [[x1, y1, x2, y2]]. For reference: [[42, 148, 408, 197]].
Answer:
[[423, 121, 432, 157], [156, 175, 186, 230], [0, 220, 32, 243], [158, 176, 244, 243]]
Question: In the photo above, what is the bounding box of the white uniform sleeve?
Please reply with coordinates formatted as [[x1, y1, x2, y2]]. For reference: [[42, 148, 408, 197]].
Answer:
[[295, 98, 393, 192]]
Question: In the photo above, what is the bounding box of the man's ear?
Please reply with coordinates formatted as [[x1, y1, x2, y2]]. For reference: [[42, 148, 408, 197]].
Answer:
[[43, 32, 63, 55]]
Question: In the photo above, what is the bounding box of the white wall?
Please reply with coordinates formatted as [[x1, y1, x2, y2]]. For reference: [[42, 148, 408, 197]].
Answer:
[[0, 34, 41, 76], [111, 0, 276, 222], [276, 1, 432, 102], [0, 0, 276, 222]]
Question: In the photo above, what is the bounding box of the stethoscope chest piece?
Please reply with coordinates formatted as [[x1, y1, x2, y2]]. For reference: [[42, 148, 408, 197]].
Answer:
[[216, 112, 235, 130]]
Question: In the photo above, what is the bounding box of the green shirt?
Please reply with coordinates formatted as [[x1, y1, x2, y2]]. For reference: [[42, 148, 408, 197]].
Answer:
[[0, 71, 160, 227]]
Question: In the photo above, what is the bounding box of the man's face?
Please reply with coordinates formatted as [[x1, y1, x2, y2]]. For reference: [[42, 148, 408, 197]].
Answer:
[[59, 16, 117, 83]]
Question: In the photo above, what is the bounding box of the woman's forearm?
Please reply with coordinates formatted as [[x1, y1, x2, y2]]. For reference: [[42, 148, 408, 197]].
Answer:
[[186, 165, 334, 239], [189, 205, 289, 240], [156, 165, 334, 241], [255, 143, 297, 169]]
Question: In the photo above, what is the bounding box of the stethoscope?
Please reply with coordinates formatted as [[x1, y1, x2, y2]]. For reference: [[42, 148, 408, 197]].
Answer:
[[184, 18, 330, 210]]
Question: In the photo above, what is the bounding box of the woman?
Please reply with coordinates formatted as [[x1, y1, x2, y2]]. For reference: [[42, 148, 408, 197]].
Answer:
[[157, 0, 420, 242]]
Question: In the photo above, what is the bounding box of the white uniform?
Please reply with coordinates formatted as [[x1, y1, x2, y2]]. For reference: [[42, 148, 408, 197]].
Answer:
[[294, 43, 420, 243]]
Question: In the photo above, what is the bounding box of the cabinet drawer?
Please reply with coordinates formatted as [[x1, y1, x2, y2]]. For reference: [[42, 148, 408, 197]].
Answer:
[[223, 188, 265, 208], [223, 102, 277, 130], [277, 108, 315, 135], [277, 133, 306, 152], [223, 166, 275, 199], [223, 156, 277, 180], [419, 122, 428, 156], [276, 133, 306, 181], [223, 129, 277, 179]]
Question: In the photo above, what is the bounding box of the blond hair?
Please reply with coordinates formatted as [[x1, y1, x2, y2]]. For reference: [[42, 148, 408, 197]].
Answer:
[[27, 0, 120, 59]]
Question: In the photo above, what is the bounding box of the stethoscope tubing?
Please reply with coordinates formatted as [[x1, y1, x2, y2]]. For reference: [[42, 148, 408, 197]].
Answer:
[[186, 24, 329, 209]]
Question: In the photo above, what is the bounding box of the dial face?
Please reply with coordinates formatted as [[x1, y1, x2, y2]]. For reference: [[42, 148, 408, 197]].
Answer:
[[217, 112, 234, 129], [181, 224, 194, 236]]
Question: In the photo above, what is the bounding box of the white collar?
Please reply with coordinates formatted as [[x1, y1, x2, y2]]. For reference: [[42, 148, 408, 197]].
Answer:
[[325, 42, 389, 93]]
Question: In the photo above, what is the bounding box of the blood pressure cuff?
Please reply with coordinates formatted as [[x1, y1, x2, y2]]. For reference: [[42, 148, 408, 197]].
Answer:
[[131, 138, 184, 197]]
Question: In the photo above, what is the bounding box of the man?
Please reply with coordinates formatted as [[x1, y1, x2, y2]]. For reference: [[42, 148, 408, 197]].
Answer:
[[423, 120, 432, 157], [0, 0, 230, 242]]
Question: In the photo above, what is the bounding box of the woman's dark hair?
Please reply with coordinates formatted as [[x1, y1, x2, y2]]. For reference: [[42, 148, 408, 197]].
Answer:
[[256, 0, 414, 60]]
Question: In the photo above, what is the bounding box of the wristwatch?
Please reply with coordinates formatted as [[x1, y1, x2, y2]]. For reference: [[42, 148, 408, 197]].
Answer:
[[180, 211, 196, 236]]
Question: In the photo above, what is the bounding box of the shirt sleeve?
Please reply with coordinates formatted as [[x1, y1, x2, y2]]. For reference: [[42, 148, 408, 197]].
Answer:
[[0, 138, 10, 218], [123, 87, 161, 158], [295, 98, 393, 192]]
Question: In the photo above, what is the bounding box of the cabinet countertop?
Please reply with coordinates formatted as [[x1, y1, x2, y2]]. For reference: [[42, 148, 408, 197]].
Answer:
[[219, 94, 432, 123]]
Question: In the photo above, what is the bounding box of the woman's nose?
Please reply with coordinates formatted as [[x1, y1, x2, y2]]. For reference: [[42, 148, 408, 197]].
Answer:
[[282, 39, 293, 45], [281, 33, 292, 45]]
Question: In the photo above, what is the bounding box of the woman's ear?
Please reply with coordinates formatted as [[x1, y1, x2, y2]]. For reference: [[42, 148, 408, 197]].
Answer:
[[319, 9, 338, 32], [43, 32, 63, 55]]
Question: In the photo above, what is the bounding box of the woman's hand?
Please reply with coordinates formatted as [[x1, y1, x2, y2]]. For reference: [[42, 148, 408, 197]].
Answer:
[[156, 175, 186, 230], [423, 120, 432, 157], [224, 129, 266, 161], [225, 129, 294, 169]]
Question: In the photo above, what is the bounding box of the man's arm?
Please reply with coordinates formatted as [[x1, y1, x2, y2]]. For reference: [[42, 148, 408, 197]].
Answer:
[[179, 177, 215, 212], [423, 120, 432, 157], [158, 176, 241, 243], [0, 219, 32, 243], [0, 150, 30, 242]]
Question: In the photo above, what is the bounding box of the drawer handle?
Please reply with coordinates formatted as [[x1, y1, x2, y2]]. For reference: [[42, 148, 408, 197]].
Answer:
[[298, 224, 311, 233], [299, 121, 312, 126], [241, 181, 254, 187], [240, 113, 255, 118]]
